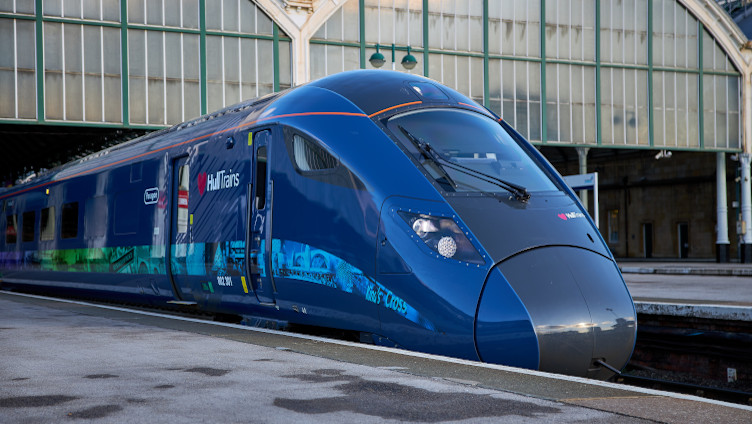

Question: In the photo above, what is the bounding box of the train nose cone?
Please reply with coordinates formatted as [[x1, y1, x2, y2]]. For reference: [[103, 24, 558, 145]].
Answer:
[[477, 246, 636, 378]]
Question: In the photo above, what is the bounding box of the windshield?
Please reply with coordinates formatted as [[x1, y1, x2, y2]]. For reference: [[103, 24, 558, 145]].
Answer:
[[387, 108, 559, 194]]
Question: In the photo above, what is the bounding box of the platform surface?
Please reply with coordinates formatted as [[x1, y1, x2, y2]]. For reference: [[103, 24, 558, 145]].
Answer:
[[619, 261, 752, 320], [1, 291, 751, 424]]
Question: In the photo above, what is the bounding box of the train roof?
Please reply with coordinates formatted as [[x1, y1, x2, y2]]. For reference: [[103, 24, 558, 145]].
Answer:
[[1, 70, 489, 200], [309, 70, 492, 118], [0, 91, 285, 199]]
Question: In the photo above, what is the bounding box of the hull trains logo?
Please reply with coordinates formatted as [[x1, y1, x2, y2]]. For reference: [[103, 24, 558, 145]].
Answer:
[[558, 211, 585, 221], [198, 173, 207, 195], [199, 170, 240, 195]]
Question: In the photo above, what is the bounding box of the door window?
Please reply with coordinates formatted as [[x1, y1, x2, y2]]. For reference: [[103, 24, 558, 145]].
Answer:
[[6, 215, 17, 244], [177, 164, 190, 234], [254, 146, 267, 210], [40, 207, 55, 241]]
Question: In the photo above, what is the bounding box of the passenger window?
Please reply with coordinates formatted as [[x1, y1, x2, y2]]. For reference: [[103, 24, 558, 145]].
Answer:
[[22, 211, 35, 242], [61, 202, 79, 239], [255, 147, 267, 210], [5, 215, 17, 244], [292, 134, 337, 172], [40, 207, 55, 241]]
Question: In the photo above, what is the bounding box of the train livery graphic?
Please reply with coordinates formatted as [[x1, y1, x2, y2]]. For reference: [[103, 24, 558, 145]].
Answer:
[[0, 70, 636, 379]]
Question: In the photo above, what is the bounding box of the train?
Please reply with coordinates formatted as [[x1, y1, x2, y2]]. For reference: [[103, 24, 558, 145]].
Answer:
[[0, 70, 636, 379]]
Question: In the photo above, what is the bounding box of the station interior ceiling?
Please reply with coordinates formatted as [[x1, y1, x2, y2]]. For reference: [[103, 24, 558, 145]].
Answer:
[[0, 124, 151, 186]]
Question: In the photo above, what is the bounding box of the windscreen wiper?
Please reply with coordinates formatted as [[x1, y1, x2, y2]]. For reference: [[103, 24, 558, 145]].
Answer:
[[432, 150, 531, 202], [398, 125, 458, 189], [397, 125, 530, 202]]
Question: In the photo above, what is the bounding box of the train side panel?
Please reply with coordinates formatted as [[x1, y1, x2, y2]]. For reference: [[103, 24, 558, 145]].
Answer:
[[0, 156, 176, 303], [0, 118, 258, 310]]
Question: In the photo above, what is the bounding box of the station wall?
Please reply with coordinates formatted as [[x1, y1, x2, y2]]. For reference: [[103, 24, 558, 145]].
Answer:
[[552, 150, 741, 259]]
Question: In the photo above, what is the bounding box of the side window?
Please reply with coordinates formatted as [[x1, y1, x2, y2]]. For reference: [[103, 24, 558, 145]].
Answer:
[[61, 202, 79, 239], [40, 207, 56, 241], [254, 147, 267, 210], [22, 211, 35, 242], [5, 215, 17, 244], [282, 128, 366, 190], [292, 134, 338, 172]]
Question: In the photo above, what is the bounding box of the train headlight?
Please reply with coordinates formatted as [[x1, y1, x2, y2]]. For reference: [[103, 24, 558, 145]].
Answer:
[[412, 218, 438, 237], [398, 211, 483, 263], [437, 236, 457, 258]]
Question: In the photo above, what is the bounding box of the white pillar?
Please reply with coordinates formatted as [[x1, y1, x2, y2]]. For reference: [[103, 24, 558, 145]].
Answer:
[[737, 47, 752, 261], [292, 36, 309, 86], [575, 147, 589, 209], [741, 153, 752, 262], [746, 69, 752, 157], [716, 152, 730, 262]]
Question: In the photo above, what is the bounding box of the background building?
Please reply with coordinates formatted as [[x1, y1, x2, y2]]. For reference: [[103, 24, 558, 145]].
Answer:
[[1, 0, 752, 260]]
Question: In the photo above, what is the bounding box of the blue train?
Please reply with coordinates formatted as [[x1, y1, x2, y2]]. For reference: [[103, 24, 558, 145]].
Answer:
[[0, 70, 636, 379]]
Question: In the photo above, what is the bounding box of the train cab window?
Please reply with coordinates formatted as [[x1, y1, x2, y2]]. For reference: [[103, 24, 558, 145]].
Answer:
[[5, 215, 17, 244], [40, 207, 55, 241], [22, 211, 35, 242], [387, 108, 559, 194], [292, 134, 337, 172], [61, 202, 79, 239], [255, 146, 267, 210]]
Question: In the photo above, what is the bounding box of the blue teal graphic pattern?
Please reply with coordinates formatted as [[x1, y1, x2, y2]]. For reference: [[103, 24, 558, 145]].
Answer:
[[270, 239, 435, 331]]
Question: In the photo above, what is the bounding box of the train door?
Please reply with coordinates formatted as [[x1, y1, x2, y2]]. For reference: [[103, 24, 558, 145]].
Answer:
[[247, 130, 276, 305], [168, 156, 192, 301]]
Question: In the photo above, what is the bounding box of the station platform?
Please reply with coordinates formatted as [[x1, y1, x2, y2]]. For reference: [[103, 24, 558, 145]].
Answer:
[[618, 260, 752, 277], [1, 290, 751, 424], [618, 260, 752, 321]]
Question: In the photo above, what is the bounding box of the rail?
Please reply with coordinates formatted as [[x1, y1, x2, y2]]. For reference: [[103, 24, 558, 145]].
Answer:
[[618, 372, 752, 405], [624, 311, 752, 406]]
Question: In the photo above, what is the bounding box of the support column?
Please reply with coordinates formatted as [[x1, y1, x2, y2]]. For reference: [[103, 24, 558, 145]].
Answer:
[[576, 147, 590, 209], [716, 152, 730, 263], [741, 153, 752, 263], [291, 33, 308, 85]]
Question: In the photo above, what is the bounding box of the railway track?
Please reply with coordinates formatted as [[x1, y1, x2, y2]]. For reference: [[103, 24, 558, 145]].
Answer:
[[617, 372, 752, 405], [624, 313, 752, 405]]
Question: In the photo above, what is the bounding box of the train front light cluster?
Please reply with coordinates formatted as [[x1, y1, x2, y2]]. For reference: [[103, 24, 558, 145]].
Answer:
[[398, 211, 483, 263]]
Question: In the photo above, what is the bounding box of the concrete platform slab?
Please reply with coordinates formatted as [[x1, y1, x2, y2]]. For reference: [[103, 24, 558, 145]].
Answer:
[[619, 261, 752, 277], [1, 291, 751, 424], [635, 301, 752, 321], [622, 272, 752, 307]]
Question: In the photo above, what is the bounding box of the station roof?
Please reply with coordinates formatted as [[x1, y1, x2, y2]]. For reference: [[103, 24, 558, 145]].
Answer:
[[0, 124, 151, 188]]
